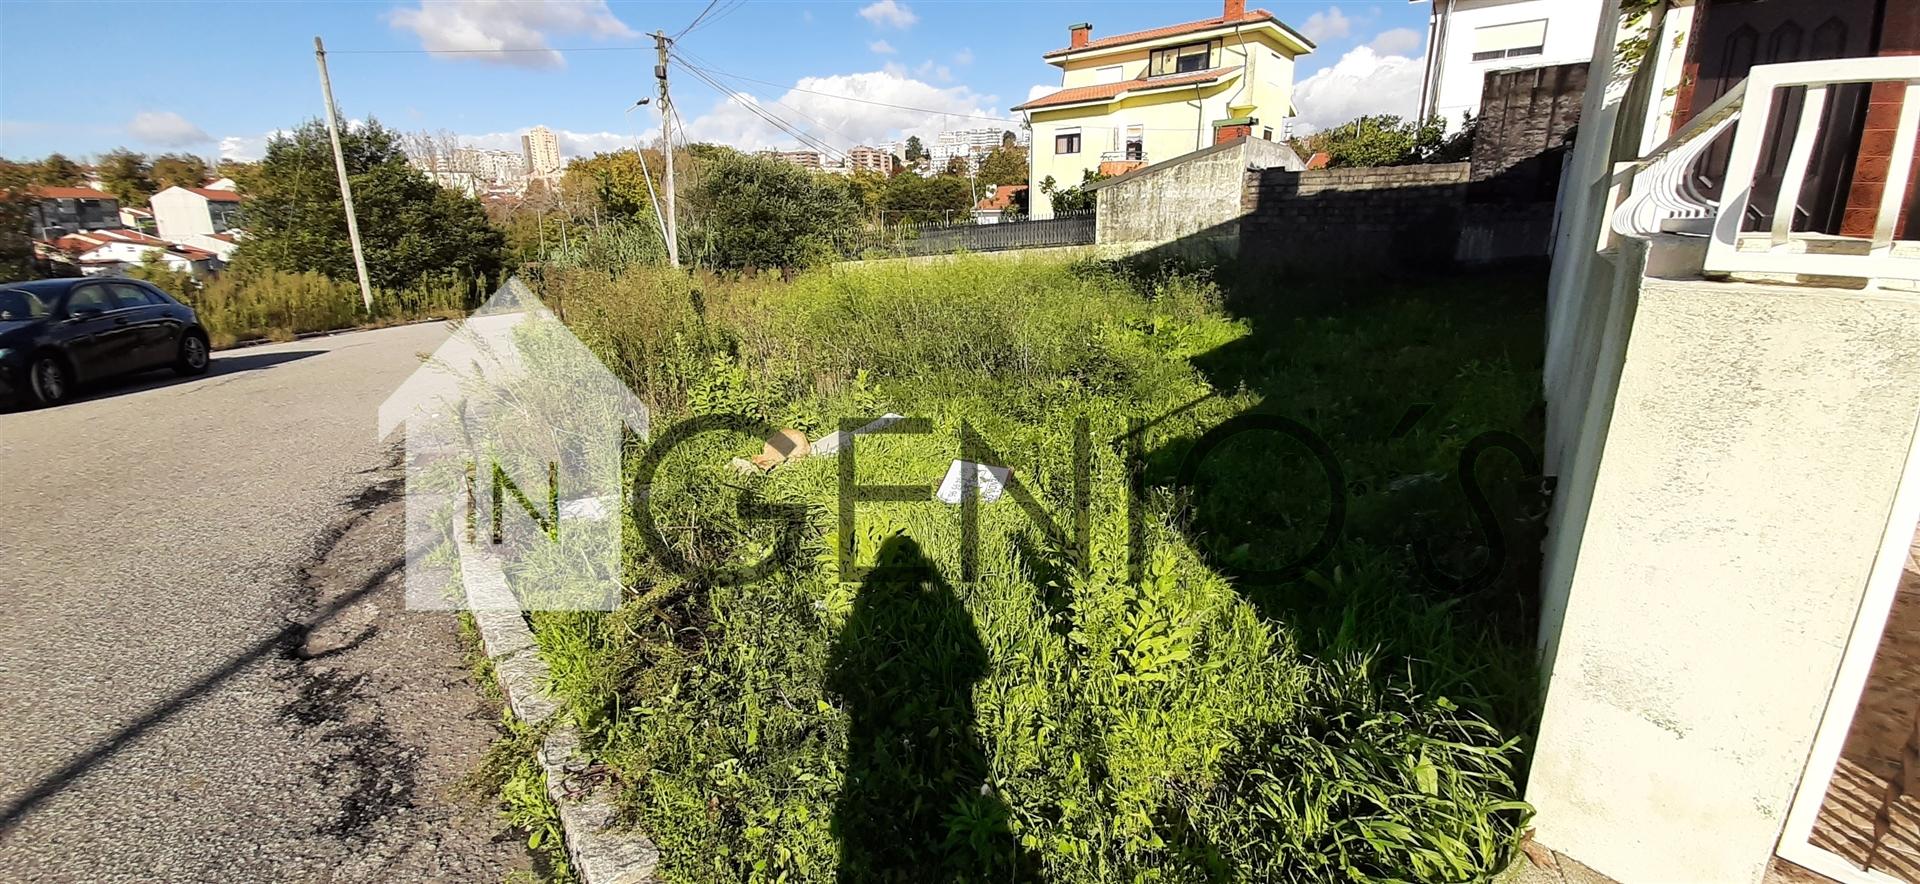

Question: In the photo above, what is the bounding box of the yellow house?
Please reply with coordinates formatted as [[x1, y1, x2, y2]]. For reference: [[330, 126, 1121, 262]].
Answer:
[[1013, 0, 1314, 218]]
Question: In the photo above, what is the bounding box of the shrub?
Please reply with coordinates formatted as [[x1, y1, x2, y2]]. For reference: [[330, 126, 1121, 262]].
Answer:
[[176, 267, 473, 347], [519, 257, 1542, 882]]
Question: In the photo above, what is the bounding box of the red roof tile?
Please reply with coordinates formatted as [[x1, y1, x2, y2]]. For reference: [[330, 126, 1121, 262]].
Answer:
[[31, 186, 117, 200], [187, 187, 242, 202], [1042, 8, 1309, 58], [976, 184, 1028, 210], [1013, 66, 1238, 111]]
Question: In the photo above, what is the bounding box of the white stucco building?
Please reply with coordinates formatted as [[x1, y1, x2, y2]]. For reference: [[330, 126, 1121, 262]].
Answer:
[[1411, 0, 1604, 127], [150, 186, 241, 241]]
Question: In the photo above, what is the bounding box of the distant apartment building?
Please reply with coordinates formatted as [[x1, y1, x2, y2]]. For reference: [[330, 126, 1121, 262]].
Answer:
[[928, 127, 1024, 175], [26, 186, 121, 239], [845, 145, 895, 175], [451, 147, 529, 183], [761, 150, 825, 171], [522, 125, 562, 177]]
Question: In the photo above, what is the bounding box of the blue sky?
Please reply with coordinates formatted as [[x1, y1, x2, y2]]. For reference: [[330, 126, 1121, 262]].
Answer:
[[0, 1, 1430, 162]]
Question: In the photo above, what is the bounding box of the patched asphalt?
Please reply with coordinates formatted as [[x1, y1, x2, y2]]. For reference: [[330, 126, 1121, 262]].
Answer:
[[0, 322, 530, 882]]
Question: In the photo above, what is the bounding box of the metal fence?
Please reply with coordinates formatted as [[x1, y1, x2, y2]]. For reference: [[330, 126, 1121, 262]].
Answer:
[[844, 210, 1096, 259]]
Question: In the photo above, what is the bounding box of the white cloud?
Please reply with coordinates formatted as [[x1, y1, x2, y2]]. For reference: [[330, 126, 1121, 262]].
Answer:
[[219, 129, 290, 161], [857, 0, 917, 29], [1299, 7, 1354, 43], [869, 40, 896, 54], [128, 111, 212, 147], [1368, 27, 1422, 56], [953, 47, 973, 65], [1290, 46, 1424, 134], [386, 0, 637, 69], [676, 69, 998, 152], [217, 125, 636, 162], [1025, 84, 1058, 103]]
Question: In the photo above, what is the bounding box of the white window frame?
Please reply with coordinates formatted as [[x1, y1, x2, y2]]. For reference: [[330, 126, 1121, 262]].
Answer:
[[1471, 19, 1547, 62]]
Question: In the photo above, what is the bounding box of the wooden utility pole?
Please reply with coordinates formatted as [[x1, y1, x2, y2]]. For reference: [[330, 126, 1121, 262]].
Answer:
[[314, 37, 374, 312], [653, 30, 680, 268]]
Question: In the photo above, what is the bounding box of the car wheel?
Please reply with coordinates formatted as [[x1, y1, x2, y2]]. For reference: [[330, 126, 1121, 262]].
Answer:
[[174, 332, 210, 376], [26, 355, 70, 407]]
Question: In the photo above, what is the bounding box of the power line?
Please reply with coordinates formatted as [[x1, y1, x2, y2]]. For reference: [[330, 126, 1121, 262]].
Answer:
[[670, 52, 851, 162], [683, 63, 1026, 125], [672, 0, 722, 39], [673, 48, 866, 153], [326, 46, 649, 55]]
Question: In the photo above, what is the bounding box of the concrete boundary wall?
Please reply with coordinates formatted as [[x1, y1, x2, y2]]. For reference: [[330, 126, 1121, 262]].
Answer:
[[1091, 137, 1304, 249], [1525, 278, 1920, 882]]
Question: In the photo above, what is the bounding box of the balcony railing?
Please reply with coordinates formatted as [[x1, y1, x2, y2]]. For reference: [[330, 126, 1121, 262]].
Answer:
[[1100, 149, 1146, 164], [1610, 56, 1919, 284]]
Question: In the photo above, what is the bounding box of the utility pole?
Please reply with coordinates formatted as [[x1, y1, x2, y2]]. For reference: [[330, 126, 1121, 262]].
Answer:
[[653, 30, 680, 268], [313, 37, 374, 313]]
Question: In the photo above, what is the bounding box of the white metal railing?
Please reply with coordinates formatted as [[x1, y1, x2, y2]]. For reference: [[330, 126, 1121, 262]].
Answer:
[[1099, 149, 1146, 163], [1611, 56, 1920, 283]]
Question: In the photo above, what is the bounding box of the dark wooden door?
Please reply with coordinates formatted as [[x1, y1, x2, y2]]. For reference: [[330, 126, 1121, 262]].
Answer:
[[1681, 0, 1880, 234]]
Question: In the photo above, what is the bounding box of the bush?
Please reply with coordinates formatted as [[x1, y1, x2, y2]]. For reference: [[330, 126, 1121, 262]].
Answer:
[[174, 267, 474, 347], [1294, 114, 1477, 169], [519, 258, 1542, 882]]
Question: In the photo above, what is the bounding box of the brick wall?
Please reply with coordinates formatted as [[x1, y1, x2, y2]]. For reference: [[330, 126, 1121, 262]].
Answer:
[[1239, 163, 1471, 274], [1841, 0, 1920, 239]]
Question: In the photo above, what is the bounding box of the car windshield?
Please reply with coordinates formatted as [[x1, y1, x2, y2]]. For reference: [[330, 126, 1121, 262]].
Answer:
[[0, 289, 49, 321]]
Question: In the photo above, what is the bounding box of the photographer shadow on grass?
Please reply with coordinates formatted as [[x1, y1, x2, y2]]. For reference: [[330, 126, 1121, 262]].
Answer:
[[826, 535, 1031, 882]]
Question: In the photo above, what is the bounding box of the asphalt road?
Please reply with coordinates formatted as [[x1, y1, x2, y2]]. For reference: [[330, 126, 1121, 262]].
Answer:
[[0, 322, 530, 882]]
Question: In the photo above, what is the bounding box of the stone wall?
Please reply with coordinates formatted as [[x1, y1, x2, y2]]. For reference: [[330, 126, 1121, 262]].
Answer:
[[1093, 137, 1303, 248], [1238, 163, 1472, 274]]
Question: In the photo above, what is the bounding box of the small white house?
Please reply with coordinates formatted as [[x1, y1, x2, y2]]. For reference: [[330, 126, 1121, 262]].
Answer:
[[1410, 0, 1604, 127], [49, 229, 215, 277], [150, 185, 242, 242]]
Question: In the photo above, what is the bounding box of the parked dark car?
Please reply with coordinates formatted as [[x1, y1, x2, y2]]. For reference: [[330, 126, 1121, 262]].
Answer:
[[0, 277, 210, 407]]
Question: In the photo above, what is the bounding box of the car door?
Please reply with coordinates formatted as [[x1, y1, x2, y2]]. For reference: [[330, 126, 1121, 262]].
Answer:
[[58, 282, 140, 381], [105, 282, 177, 369]]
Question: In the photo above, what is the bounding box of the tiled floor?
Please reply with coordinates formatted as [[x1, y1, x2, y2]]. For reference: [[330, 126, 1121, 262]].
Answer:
[[1798, 528, 1920, 882]]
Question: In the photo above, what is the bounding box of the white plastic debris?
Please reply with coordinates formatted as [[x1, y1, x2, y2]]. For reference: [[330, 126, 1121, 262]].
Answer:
[[935, 460, 1011, 505], [810, 413, 906, 456]]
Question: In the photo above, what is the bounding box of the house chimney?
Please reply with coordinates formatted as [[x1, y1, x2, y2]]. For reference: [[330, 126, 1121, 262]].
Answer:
[[1223, 0, 1245, 19], [1069, 22, 1092, 49]]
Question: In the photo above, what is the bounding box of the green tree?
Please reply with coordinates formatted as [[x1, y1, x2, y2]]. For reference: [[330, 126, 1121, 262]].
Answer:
[[231, 115, 504, 290], [903, 136, 925, 163], [0, 161, 37, 279], [566, 148, 660, 220], [1039, 169, 1108, 214], [216, 159, 262, 191], [151, 153, 211, 190], [689, 151, 859, 270], [880, 173, 973, 225], [96, 149, 155, 203], [33, 153, 84, 187], [975, 146, 1027, 186], [1293, 114, 1475, 169]]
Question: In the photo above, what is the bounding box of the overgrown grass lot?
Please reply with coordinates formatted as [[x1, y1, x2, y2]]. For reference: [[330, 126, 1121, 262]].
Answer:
[[527, 256, 1548, 882]]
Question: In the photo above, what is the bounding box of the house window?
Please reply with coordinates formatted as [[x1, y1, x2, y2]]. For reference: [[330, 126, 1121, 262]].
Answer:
[[1262, 127, 1274, 141], [1471, 19, 1546, 62], [1055, 129, 1081, 154], [1095, 64, 1124, 84], [1150, 41, 1218, 77], [1124, 124, 1144, 160]]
